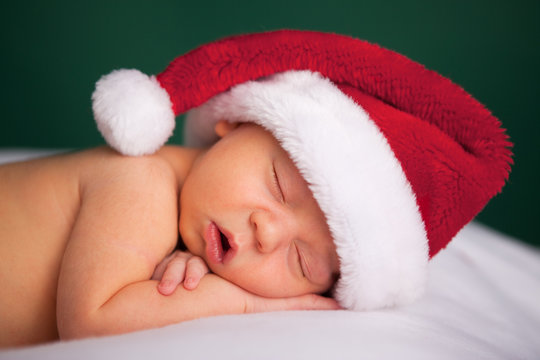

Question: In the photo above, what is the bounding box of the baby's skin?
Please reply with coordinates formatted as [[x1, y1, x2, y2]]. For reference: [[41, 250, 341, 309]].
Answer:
[[0, 122, 340, 348]]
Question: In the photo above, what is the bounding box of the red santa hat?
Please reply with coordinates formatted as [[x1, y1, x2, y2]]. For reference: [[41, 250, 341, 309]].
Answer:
[[92, 30, 512, 310]]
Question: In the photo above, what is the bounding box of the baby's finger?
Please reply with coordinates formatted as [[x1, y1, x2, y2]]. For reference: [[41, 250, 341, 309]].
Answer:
[[290, 294, 342, 311], [254, 294, 342, 313], [151, 252, 176, 281], [183, 256, 210, 290], [157, 256, 189, 296]]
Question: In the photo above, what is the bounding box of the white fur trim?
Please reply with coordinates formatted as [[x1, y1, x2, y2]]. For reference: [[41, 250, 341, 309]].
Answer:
[[186, 71, 429, 310], [92, 69, 175, 156]]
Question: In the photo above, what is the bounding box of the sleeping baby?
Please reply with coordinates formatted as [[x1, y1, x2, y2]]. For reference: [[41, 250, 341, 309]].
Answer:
[[0, 30, 512, 347], [0, 121, 340, 347]]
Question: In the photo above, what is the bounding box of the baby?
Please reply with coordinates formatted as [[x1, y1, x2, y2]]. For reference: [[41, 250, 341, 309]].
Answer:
[[0, 121, 339, 347], [0, 30, 512, 348]]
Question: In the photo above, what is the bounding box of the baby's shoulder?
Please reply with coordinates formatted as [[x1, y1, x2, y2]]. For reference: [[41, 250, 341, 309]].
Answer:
[[78, 146, 179, 195]]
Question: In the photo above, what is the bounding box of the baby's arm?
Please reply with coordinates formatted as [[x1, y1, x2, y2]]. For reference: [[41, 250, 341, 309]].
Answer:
[[57, 154, 338, 340], [56, 155, 180, 338], [151, 251, 341, 312]]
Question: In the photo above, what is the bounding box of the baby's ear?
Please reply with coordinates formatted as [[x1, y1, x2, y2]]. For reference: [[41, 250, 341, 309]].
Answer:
[[214, 120, 240, 138]]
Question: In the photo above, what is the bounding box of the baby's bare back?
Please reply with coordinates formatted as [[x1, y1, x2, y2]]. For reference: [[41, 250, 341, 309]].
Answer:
[[0, 146, 197, 347], [0, 151, 83, 345]]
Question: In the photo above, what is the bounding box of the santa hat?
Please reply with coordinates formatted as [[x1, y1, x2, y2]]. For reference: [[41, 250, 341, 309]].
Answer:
[[92, 30, 512, 310]]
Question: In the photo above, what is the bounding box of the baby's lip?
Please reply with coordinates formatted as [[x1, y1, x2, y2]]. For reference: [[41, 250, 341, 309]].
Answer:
[[204, 222, 237, 265]]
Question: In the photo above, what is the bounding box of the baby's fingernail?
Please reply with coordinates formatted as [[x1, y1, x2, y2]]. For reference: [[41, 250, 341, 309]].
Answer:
[[184, 278, 194, 289], [159, 280, 173, 291]]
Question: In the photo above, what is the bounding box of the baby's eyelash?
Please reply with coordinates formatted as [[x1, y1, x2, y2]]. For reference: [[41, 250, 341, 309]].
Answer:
[[295, 243, 306, 278], [272, 163, 285, 202]]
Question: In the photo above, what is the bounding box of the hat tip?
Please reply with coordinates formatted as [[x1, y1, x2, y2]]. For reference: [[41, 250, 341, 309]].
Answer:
[[92, 69, 175, 156]]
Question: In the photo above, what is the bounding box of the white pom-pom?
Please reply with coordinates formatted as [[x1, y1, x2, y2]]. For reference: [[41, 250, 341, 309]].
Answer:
[[92, 69, 175, 156]]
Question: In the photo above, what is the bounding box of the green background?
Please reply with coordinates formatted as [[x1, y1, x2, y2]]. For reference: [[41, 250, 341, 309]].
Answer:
[[1, 1, 538, 246]]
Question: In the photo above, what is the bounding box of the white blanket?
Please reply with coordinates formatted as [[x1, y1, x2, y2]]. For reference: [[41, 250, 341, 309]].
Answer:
[[1, 150, 539, 359]]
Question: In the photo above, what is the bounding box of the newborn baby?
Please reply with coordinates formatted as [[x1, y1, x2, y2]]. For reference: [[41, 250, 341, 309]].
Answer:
[[0, 122, 340, 347]]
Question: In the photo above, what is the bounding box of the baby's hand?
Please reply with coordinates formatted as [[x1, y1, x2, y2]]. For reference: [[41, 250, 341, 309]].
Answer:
[[196, 274, 342, 315], [151, 251, 209, 295], [245, 292, 342, 313]]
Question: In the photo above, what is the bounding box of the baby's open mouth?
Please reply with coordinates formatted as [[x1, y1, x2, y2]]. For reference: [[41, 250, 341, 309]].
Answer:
[[219, 230, 231, 254], [205, 222, 235, 265]]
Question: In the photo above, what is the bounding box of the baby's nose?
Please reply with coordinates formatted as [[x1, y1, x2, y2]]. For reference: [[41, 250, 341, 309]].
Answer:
[[249, 209, 296, 253]]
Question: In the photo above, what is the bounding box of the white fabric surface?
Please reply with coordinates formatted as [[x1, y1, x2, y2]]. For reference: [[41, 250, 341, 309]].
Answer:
[[0, 148, 66, 165], [1, 150, 539, 359]]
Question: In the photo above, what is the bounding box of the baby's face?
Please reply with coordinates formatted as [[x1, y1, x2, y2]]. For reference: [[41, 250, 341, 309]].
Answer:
[[179, 123, 340, 297]]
